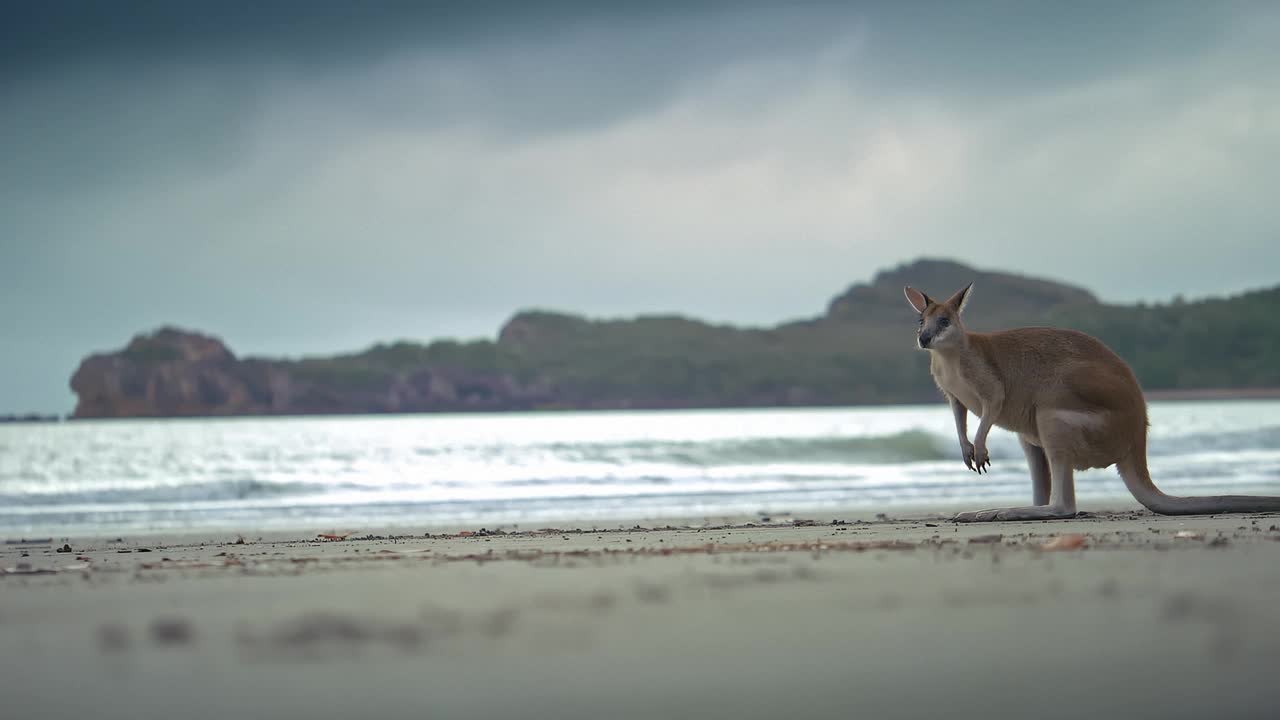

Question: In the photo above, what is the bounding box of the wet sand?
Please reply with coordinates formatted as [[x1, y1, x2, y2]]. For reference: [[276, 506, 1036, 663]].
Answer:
[[4, 509, 1280, 720]]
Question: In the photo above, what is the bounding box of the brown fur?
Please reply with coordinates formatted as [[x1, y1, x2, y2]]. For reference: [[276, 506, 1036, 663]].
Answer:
[[905, 283, 1280, 521]]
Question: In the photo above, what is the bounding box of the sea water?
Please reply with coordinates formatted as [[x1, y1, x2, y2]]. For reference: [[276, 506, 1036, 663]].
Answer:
[[2, 401, 1278, 536]]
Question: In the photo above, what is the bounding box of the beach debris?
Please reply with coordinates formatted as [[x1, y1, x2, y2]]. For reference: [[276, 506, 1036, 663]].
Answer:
[[235, 535, 246, 545], [1041, 534, 1087, 551], [2, 562, 59, 576], [481, 608, 518, 638], [3, 538, 52, 545], [56, 543, 73, 553], [967, 534, 1003, 544], [1208, 536, 1231, 548], [317, 532, 351, 541], [98, 624, 131, 652], [633, 581, 671, 604], [1174, 530, 1204, 540], [238, 612, 426, 658], [150, 618, 194, 646]]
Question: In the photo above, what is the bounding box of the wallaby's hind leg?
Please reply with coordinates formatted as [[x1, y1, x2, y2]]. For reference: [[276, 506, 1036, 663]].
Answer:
[[953, 451, 1078, 523], [1021, 438, 1051, 506]]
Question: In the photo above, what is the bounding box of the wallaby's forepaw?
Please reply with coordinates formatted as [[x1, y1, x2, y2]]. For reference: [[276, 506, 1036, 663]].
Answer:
[[963, 443, 991, 474]]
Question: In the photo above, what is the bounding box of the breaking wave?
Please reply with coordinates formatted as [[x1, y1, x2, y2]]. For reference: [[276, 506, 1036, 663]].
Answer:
[[547, 429, 950, 466], [2, 402, 1278, 534]]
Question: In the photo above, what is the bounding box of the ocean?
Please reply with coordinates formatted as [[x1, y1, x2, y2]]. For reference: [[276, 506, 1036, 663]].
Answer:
[[3, 401, 1279, 536]]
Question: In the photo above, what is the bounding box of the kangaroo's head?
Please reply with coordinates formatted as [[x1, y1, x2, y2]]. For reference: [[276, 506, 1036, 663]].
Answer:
[[903, 283, 973, 350]]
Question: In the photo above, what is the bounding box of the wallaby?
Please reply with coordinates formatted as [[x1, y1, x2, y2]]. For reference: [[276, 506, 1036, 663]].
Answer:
[[905, 283, 1280, 522]]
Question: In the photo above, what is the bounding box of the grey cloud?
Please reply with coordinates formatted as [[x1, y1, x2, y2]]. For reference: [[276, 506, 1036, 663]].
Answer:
[[2, 1, 1278, 413]]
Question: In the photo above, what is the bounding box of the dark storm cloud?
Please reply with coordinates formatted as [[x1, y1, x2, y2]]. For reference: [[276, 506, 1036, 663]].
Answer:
[[2, 1, 1278, 412], [2, 1, 556, 70], [1, 1, 856, 193]]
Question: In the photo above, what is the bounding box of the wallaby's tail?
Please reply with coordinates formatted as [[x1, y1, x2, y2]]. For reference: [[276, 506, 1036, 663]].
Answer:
[[1117, 453, 1280, 515]]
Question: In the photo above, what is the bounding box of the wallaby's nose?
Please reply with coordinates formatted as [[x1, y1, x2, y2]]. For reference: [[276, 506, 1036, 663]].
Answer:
[[918, 332, 931, 349]]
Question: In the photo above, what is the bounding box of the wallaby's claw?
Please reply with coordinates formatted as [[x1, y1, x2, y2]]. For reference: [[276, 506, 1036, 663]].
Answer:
[[969, 445, 991, 474], [963, 443, 990, 473]]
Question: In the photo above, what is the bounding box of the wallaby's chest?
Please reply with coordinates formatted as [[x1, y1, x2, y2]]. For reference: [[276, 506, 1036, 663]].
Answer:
[[930, 355, 988, 413]]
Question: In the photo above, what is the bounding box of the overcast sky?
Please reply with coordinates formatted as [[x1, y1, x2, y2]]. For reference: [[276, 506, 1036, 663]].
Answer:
[[3, 1, 1279, 413]]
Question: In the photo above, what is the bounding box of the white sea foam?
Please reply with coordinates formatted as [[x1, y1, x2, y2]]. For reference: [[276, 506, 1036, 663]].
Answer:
[[2, 401, 1278, 535]]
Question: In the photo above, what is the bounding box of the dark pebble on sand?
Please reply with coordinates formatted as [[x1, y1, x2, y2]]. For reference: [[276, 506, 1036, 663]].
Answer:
[[150, 618, 194, 646], [98, 625, 130, 652], [634, 582, 670, 604], [56, 544, 72, 553]]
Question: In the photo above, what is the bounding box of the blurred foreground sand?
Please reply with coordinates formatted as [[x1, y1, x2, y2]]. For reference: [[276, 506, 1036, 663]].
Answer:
[[4, 510, 1280, 719]]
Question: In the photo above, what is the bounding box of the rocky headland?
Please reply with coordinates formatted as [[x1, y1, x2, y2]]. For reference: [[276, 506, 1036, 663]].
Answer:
[[68, 258, 1278, 418]]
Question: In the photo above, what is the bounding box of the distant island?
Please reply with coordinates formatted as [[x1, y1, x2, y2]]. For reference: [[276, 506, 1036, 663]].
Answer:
[[68, 258, 1280, 418], [0, 413, 63, 423]]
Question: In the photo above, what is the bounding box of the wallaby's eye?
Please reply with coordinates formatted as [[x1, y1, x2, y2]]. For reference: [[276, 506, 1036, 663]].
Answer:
[[938, 317, 950, 328], [917, 316, 924, 327]]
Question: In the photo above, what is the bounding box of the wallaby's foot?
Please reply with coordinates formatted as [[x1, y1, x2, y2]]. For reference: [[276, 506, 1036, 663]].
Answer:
[[952, 505, 1078, 522]]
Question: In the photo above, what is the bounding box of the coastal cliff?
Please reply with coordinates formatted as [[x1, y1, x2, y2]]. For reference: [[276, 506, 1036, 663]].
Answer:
[[69, 258, 1280, 418], [70, 329, 554, 418]]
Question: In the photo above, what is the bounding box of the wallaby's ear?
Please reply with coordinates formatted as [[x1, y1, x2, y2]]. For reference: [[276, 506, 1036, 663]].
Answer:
[[904, 286, 932, 314], [946, 282, 974, 314]]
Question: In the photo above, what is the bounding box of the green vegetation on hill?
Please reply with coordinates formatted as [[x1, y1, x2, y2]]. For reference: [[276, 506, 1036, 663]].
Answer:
[[1045, 287, 1280, 390], [483, 260, 1279, 406], [70, 259, 1280, 417], [121, 339, 184, 366], [267, 259, 1280, 406]]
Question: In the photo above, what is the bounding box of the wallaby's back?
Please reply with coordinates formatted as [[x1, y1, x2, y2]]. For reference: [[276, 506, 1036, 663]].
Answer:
[[966, 327, 1148, 464]]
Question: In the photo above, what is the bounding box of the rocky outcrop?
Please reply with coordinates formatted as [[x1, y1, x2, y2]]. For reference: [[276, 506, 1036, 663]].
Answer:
[[826, 258, 1098, 329], [72, 329, 279, 417], [70, 328, 555, 418], [74, 258, 1273, 418]]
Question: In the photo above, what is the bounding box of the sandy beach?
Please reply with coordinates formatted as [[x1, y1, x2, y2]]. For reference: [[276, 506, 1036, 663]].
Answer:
[[3, 507, 1279, 720]]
